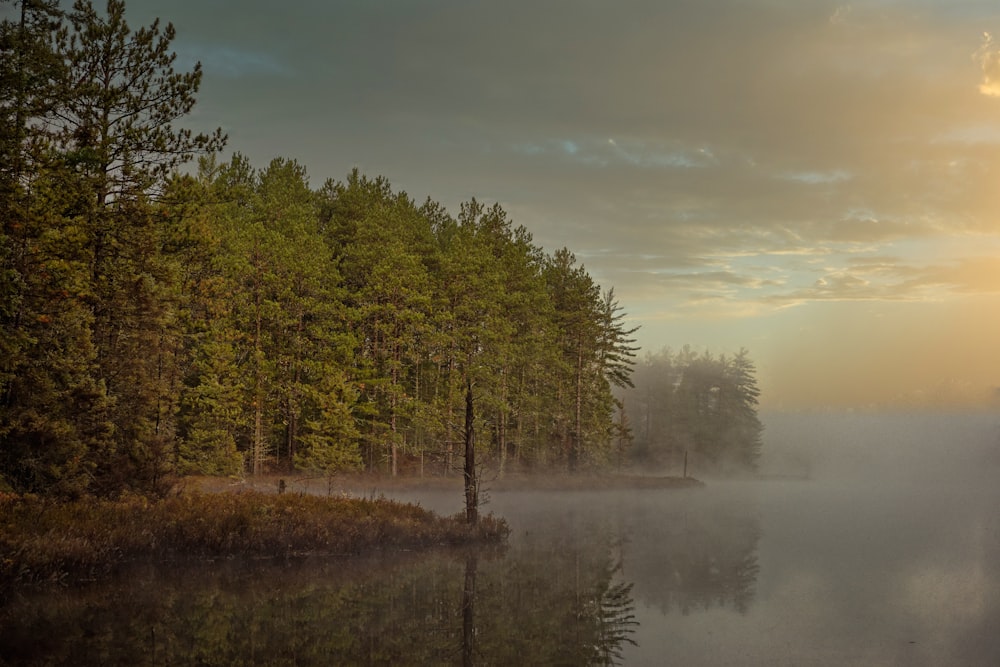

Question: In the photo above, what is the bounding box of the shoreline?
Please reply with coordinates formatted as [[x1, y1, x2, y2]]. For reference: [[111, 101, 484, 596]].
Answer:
[[1, 472, 702, 596], [186, 471, 706, 496], [0, 490, 507, 596]]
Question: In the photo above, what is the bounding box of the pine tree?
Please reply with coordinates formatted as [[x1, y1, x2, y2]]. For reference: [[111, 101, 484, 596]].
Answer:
[[545, 248, 602, 471], [622, 347, 764, 473], [257, 158, 358, 474], [47, 0, 223, 492], [720, 349, 763, 470], [0, 0, 113, 495]]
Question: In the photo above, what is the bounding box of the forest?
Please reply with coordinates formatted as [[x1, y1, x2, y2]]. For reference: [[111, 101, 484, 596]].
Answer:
[[621, 347, 763, 474], [0, 0, 762, 499]]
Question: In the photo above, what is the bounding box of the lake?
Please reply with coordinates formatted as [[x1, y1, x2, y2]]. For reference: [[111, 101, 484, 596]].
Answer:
[[2, 412, 999, 665]]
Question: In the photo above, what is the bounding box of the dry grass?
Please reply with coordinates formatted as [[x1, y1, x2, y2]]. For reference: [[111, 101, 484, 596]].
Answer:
[[0, 491, 508, 592], [186, 472, 705, 496]]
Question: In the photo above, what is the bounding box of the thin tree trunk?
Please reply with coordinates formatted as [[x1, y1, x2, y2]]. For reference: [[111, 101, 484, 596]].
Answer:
[[497, 367, 508, 477], [252, 254, 264, 476], [464, 376, 478, 524], [445, 352, 456, 475], [570, 340, 583, 472], [390, 353, 399, 477]]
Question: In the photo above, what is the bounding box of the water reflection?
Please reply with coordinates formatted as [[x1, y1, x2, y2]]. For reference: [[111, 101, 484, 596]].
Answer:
[[462, 553, 476, 667], [618, 493, 761, 615], [0, 489, 764, 665], [0, 546, 641, 665], [486, 488, 762, 615]]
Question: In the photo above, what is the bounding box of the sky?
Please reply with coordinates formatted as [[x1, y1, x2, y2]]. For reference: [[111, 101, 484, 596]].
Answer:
[[105, 1, 1000, 409]]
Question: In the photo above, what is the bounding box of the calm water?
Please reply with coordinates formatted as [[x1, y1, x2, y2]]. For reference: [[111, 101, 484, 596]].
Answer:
[[3, 412, 999, 665]]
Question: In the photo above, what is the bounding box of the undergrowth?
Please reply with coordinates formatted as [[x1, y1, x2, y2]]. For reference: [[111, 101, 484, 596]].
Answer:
[[0, 491, 508, 592]]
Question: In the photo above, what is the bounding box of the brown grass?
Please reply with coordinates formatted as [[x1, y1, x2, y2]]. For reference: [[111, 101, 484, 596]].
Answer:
[[0, 491, 508, 592], [184, 471, 704, 496]]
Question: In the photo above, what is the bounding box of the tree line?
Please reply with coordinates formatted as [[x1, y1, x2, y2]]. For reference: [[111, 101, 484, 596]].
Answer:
[[620, 347, 764, 474], [0, 0, 643, 498], [1, 0, 762, 499]]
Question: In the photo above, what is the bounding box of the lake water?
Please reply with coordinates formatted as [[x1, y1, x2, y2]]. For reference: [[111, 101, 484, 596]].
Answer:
[[2, 412, 999, 665]]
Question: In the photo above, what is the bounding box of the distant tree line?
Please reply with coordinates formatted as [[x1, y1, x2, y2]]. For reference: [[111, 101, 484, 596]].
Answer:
[[0, 0, 762, 498], [620, 347, 763, 474]]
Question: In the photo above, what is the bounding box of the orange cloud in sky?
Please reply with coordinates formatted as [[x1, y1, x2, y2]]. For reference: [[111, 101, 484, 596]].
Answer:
[[751, 295, 1000, 410], [975, 33, 1000, 97]]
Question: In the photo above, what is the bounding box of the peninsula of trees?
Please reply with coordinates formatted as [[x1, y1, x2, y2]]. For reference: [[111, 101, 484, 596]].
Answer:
[[1, 0, 763, 501]]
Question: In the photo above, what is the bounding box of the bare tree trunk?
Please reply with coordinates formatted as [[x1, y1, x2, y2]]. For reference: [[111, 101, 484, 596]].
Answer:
[[253, 392, 264, 476], [390, 351, 399, 477], [252, 261, 265, 476], [446, 354, 456, 475], [464, 376, 478, 524], [570, 340, 583, 472], [390, 405, 398, 477], [497, 367, 508, 478]]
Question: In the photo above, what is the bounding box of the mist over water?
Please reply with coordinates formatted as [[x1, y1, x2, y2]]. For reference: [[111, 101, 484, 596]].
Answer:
[[728, 410, 1000, 666], [625, 410, 1000, 666], [2, 412, 998, 665], [398, 410, 1000, 665]]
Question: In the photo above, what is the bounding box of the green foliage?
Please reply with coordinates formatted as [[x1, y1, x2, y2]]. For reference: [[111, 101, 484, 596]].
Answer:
[[0, 0, 224, 496], [2, 0, 765, 498], [56, 0, 225, 192], [623, 346, 764, 473]]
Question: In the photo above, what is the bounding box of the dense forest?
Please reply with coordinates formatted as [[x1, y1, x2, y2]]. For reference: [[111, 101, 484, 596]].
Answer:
[[0, 0, 762, 498], [621, 347, 763, 474]]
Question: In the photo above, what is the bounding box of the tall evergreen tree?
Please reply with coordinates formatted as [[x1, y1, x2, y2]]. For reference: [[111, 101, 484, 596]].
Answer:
[[545, 248, 602, 471], [719, 349, 763, 470], [165, 158, 244, 476], [256, 158, 358, 474], [44, 0, 226, 493], [0, 2, 101, 494]]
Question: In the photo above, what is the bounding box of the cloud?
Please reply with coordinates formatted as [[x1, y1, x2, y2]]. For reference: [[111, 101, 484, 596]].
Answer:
[[780, 169, 852, 185], [926, 256, 1000, 294], [829, 5, 852, 27], [176, 43, 289, 79], [119, 0, 1000, 402], [974, 32, 1000, 97]]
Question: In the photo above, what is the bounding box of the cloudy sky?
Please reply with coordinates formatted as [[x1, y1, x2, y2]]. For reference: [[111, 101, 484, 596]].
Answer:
[[117, 0, 1000, 409]]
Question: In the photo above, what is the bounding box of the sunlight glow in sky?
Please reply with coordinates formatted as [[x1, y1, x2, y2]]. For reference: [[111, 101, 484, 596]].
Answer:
[[119, 0, 1000, 409]]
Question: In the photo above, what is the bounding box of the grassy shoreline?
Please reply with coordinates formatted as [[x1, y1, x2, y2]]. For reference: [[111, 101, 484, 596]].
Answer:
[[189, 471, 705, 496], [0, 490, 508, 595], [1, 472, 700, 596]]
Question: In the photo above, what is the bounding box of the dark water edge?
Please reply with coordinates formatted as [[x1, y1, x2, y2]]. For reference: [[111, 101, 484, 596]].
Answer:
[[4, 408, 1000, 667], [0, 483, 763, 667], [3, 477, 999, 666], [0, 540, 639, 666]]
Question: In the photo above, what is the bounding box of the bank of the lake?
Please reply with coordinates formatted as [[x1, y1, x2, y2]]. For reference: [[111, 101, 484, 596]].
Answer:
[[193, 471, 704, 497], [1, 472, 702, 597], [0, 490, 508, 596]]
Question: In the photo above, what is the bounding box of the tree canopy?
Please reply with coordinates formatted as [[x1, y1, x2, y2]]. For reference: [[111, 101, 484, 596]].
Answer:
[[0, 0, 763, 498]]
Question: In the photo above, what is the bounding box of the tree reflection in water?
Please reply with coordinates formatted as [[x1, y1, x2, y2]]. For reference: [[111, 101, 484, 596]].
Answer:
[[0, 546, 639, 665], [618, 493, 762, 616], [0, 492, 760, 665]]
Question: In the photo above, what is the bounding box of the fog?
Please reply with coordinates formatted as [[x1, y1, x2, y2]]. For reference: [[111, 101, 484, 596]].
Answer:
[[3, 411, 997, 665], [759, 410, 1000, 485], [388, 410, 1000, 665]]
